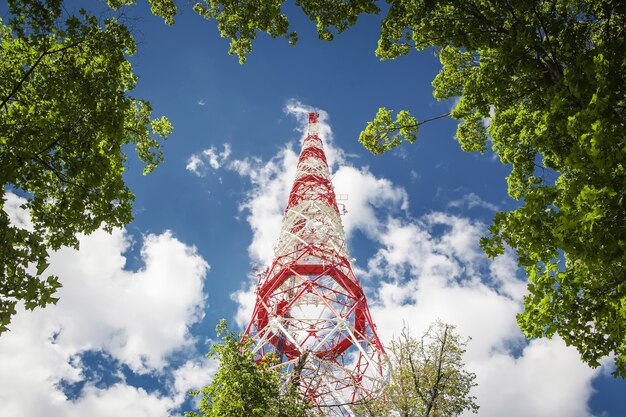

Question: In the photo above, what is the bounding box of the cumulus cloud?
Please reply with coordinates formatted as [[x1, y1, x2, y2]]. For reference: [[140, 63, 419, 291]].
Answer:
[[48, 229, 208, 372], [186, 143, 232, 177], [225, 145, 299, 328], [171, 357, 218, 406], [3, 191, 33, 230], [333, 166, 408, 239], [228, 101, 603, 417], [367, 213, 598, 417], [0, 195, 212, 416], [230, 145, 299, 266], [470, 337, 597, 417]]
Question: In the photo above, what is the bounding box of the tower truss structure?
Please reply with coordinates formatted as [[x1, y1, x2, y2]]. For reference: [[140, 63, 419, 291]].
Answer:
[[244, 113, 387, 416]]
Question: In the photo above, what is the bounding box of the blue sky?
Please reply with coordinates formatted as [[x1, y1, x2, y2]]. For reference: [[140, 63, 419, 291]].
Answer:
[[1, 2, 625, 416]]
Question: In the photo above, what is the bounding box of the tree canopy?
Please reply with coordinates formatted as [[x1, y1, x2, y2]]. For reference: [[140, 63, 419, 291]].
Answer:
[[363, 0, 626, 378], [189, 0, 626, 377], [184, 320, 310, 417], [0, 0, 173, 333], [354, 321, 478, 417]]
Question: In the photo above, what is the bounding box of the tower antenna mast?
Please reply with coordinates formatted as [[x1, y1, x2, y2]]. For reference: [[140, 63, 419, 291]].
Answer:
[[244, 112, 387, 416]]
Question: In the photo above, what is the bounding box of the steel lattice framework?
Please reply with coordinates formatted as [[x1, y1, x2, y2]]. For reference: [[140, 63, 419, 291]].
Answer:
[[244, 113, 387, 416]]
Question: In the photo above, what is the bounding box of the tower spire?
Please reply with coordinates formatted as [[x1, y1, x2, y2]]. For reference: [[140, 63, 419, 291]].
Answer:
[[244, 112, 387, 416]]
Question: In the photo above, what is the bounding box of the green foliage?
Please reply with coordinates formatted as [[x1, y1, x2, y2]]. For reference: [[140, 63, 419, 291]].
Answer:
[[193, 0, 296, 64], [192, 0, 379, 63], [354, 321, 478, 417], [191, 0, 626, 376], [377, 0, 625, 378], [107, 0, 178, 25], [184, 320, 310, 417], [359, 108, 418, 155], [0, 1, 172, 334]]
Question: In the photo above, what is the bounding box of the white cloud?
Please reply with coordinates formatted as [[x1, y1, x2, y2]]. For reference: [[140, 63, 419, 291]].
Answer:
[[333, 165, 409, 239], [186, 143, 232, 177], [3, 192, 33, 230], [49, 384, 175, 417], [0, 197, 212, 416], [171, 357, 218, 406], [230, 145, 299, 266], [360, 200, 600, 417], [185, 154, 204, 175], [229, 101, 603, 417], [46, 229, 208, 372], [231, 286, 258, 331], [448, 191, 499, 212], [197, 99, 206, 106], [470, 337, 597, 417], [489, 247, 527, 300]]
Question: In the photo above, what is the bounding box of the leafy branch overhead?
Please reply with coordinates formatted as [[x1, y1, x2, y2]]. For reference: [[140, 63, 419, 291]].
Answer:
[[358, 107, 451, 155], [186, 0, 626, 377], [0, 1, 172, 333], [192, 0, 380, 63], [369, 1, 626, 378]]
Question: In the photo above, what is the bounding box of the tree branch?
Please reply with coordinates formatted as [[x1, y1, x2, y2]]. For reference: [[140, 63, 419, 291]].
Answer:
[[425, 325, 449, 417], [389, 111, 452, 136], [533, 7, 562, 82], [0, 40, 85, 111], [32, 154, 79, 188], [416, 112, 451, 127], [34, 113, 89, 157]]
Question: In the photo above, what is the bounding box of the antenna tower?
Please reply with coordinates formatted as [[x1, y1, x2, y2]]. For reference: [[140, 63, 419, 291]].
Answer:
[[244, 113, 387, 416]]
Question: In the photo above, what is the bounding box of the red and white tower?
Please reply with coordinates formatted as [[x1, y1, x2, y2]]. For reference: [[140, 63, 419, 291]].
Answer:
[[244, 113, 387, 416]]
